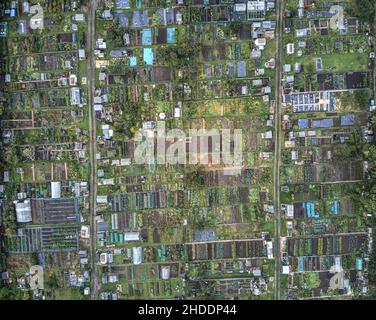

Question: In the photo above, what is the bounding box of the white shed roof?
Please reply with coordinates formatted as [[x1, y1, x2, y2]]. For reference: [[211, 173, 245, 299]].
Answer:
[[132, 247, 143, 265], [161, 266, 171, 280], [15, 200, 32, 223], [51, 181, 61, 198], [124, 232, 140, 242]]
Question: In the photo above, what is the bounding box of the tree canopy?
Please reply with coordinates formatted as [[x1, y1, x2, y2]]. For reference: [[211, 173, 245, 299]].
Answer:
[[0, 285, 30, 300], [347, 0, 376, 29]]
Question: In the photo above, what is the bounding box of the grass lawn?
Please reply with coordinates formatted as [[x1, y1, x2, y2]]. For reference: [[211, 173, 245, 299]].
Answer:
[[280, 219, 288, 237], [322, 52, 369, 72], [261, 220, 275, 235], [285, 52, 369, 73], [54, 288, 86, 300]]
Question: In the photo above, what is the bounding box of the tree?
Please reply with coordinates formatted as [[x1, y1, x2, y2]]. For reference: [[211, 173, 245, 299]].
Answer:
[[354, 89, 372, 109], [346, 0, 376, 30], [0, 285, 30, 300], [46, 273, 60, 289], [359, 287, 376, 300], [184, 101, 198, 119], [185, 166, 206, 188], [333, 144, 357, 161], [369, 229, 376, 283], [114, 102, 142, 139], [3, 210, 17, 236], [158, 42, 201, 68], [228, 22, 242, 37], [304, 62, 315, 75]]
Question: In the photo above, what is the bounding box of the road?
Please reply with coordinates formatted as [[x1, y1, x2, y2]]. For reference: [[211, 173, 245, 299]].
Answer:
[[273, 0, 284, 300], [87, 0, 99, 300]]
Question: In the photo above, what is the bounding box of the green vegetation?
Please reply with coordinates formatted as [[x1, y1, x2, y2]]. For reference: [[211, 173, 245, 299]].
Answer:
[[184, 166, 206, 188], [158, 42, 201, 68], [54, 288, 85, 300], [353, 145, 376, 213], [347, 0, 376, 29], [0, 285, 30, 300], [361, 218, 376, 299], [1, 0, 375, 301], [46, 273, 60, 289]]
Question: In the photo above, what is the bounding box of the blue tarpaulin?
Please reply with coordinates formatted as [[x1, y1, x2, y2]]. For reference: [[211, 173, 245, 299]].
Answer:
[[129, 56, 137, 66], [356, 257, 363, 271], [329, 93, 335, 111], [142, 28, 152, 45], [298, 119, 309, 129], [341, 114, 355, 126], [331, 200, 339, 215], [114, 11, 128, 27], [312, 118, 333, 128], [143, 48, 154, 65], [298, 257, 303, 272], [132, 11, 149, 27], [166, 8, 174, 24], [237, 61, 246, 77], [115, 0, 130, 9], [304, 201, 319, 218], [167, 27, 175, 44]]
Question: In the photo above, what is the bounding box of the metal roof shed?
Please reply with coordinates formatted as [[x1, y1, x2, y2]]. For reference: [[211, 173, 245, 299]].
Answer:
[[51, 181, 61, 198], [124, 232, 140, 242], [97, 222, 108, 233], [14, 200, 32, 223], [340, 114, 355, 126], [132, 247, 143, 265], [237, 61, 246, 77]]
